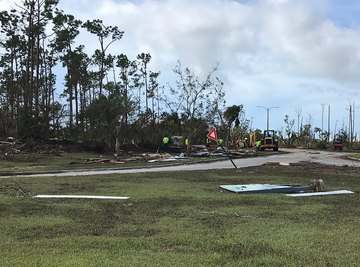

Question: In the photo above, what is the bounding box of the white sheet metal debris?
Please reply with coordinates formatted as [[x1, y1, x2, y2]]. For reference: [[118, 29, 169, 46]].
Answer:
[[148, 155, 189, 163], [286, 190, 354, 197], [220, 184, 311, 194], [34, 195, 129, 200]]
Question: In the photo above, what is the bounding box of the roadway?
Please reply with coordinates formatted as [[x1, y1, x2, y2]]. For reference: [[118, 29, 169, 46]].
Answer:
[[2, 148, 360, 178]]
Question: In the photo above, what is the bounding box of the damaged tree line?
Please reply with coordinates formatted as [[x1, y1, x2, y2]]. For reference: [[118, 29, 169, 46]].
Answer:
[[0, 0, 250, 153]]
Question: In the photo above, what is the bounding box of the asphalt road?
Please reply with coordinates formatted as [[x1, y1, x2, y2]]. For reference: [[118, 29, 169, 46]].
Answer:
[[3, 148, 360, 179]]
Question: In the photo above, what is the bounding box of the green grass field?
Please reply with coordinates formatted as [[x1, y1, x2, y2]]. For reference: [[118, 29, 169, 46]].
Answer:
[[349, 153, 360, 159], [0, 163, 359, 266]]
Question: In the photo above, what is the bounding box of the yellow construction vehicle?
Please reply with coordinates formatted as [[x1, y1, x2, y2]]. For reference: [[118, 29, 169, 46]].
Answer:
[[249, 132, 256, 147], [260, 130, 278, 151]]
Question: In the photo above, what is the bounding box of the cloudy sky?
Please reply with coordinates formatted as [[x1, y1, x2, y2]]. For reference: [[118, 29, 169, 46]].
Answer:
[[1, 0, 360, 135]]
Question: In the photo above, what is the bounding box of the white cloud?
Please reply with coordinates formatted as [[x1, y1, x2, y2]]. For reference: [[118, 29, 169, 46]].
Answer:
[[0, 0, 13, 10], [258, 2, 360, 83]]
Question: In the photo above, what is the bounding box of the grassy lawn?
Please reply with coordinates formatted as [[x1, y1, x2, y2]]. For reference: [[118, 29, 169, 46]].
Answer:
[[349, 153, 360, 159], [0, 163, 359, 266]]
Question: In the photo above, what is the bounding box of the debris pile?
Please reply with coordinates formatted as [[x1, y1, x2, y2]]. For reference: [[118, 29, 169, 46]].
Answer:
[[0, 138, 22, 155], [309, 179, 326, 192], [0, 137, 66, 156], [189, 145, 256, 158]]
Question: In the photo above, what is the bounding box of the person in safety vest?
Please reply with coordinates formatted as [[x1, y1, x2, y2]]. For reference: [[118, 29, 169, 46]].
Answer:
[[185, 137, 190, 155], [162, 136, 169, 151], [185, 138, 189, 146], [255, 140, 261, 151]]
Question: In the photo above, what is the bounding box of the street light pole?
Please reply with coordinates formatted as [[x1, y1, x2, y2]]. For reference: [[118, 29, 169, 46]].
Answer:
[[257, 106, 279, 131], [327, 105, 330, 141], [321, 104, 326, 140], [250, 117, 255, 131]]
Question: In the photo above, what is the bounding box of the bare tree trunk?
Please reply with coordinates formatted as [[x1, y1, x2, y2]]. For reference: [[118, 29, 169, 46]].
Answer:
[[115, 125, 121, 158]]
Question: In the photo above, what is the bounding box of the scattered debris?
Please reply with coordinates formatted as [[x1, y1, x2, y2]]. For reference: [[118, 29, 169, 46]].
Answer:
[[0, 136, 259, 166], [33, 195, 129, 200], [287, 190, 354, 197], [211, 146, 228, 157], [219, 184, 311, 194], [220, 179, 353, 197], [148, 155, 189, 163], [1, 183, 34, 197], [70, 158, 112, 164], [0, 139, 22, 155], [309, 179, 326, 192], [190, 145, 210, 157]]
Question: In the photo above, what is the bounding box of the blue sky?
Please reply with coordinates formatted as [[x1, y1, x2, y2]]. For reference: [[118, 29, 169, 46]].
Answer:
[[1, 0, 360, 136]]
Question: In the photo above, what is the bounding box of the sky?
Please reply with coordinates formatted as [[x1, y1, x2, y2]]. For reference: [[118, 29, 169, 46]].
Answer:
[[1, 0, 360, 136]]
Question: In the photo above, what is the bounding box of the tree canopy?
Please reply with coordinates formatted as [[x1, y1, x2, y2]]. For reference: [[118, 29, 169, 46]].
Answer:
[[0, 0, 251, 151]]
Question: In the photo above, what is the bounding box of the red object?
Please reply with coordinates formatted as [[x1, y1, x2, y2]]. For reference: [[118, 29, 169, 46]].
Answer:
[[207, 128, 218, 141]]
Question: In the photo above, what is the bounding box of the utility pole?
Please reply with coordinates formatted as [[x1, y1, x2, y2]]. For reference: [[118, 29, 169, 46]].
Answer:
[[327, 105, 330, 141], [257, 106, 279, 131], [321, 104, 325, 140], [347, 104, 353, 144], [295, 106, 302, 136], [353, 102, 356, 142]]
